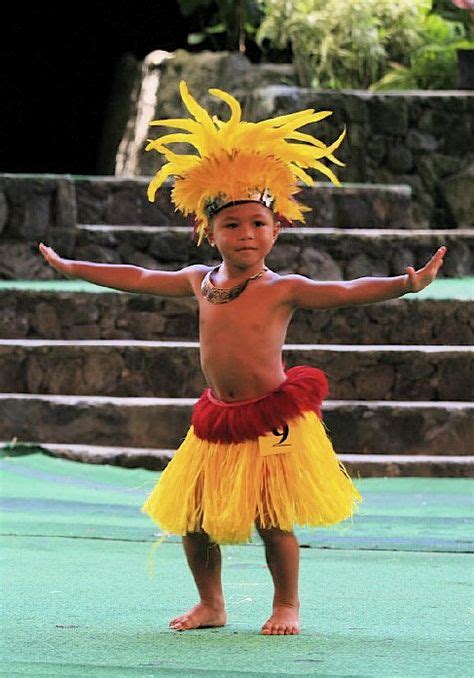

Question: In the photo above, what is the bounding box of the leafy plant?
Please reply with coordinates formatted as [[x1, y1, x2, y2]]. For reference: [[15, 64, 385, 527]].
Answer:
[[432, 0, 474, 35], [371, 9, 473, 90], [177, 0, 262, 53], [256, 0, 428, 88], [175, 0, 473, 90]]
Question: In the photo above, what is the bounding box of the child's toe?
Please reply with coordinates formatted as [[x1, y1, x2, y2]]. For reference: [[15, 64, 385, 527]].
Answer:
[[171, 620, 186, 630], [169, 614, 188, 630]]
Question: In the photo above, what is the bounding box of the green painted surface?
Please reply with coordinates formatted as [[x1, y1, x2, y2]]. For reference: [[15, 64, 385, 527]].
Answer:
[[402, 277, 474, 301], [1, 452, 473, 675], [1, 277, 473, 299], [0, 279, 119, 293]]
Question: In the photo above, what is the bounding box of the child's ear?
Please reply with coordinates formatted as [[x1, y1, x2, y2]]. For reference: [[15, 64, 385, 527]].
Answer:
[[272, 220, 281, 241], [205, 228, 216, 247]]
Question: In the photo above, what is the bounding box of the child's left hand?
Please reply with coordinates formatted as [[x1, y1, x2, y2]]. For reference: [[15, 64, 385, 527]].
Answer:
[[405, 246, 447, 293]]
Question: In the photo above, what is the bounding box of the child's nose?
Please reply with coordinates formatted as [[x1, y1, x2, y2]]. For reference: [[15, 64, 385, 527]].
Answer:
[[239, 225, 254, 239]]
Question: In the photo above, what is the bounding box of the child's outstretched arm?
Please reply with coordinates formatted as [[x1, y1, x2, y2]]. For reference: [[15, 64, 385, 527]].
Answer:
[[38, 243, 202, 297], [286, 246, 447, 309]]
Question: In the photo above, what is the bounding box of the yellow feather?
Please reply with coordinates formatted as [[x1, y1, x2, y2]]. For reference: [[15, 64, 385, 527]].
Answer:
[[292, 165, 315, 185], [157, 133, 196, 146], [257, 109, 317, 128], [276, 111, 333, 133], [208, 88, 242, 126], [310, 160, 341, 186], [286, 131, 326, 148], [149, 119, 199, 132], [322, 127, 347, 167], [179, 81, 216, 132], [145, 140, 177, 163], [147, 165, 174, 201], [327, 126, 346, 152]]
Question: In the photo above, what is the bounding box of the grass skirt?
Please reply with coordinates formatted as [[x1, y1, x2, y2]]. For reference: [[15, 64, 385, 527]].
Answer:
[[142, 370, 363, 544]]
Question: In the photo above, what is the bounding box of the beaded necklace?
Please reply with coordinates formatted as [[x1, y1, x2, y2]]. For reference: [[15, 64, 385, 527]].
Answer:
[[201, 265, 268, 304]]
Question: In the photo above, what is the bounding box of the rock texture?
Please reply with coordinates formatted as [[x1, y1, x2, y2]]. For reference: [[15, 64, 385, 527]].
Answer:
[[1, 340, 471, 401], [0, 175, 77, 279], [74, 177, 414, 230], [70, 224, 473, 279], [2, 289, 472, 346], [1, 394, 472, 455]]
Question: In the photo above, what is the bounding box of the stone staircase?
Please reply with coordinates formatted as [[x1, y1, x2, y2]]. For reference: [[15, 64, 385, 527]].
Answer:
[[0, 175, 473, 477]]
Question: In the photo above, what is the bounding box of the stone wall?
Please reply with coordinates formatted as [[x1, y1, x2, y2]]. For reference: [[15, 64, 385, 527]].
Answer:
[[115, 50, 474, 230], [0, 175, 78, 279], [3, 290, 473, 345], [244, 87, 473, 230], [1, 341, 471, 401]]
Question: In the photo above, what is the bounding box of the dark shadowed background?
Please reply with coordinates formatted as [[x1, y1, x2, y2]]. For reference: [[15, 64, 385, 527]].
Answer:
[[3, 1, 193, 175]]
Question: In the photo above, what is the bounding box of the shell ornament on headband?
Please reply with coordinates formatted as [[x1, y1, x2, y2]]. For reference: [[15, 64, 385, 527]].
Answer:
[[146, 81, 346, 245]]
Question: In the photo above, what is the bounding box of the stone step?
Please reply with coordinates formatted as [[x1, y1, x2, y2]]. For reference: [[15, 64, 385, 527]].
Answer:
[[1, 340, 472, 401], [74, 177, 413, 228], [74, 178, 415, 230], [73, 225, 472, 280], [0, 174, 414, 231], [1, 394, 472, 455], [1, 282, 472, 345], [3, 225, 470, 282], [2, 441, 471, 478]]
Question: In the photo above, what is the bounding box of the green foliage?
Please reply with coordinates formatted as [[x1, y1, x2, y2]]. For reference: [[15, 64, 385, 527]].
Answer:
[[256, 0, 429, 88], [256, 0, 473, 89], [177, 0, 262, 52], [175, 0, 473, 89], [431, 0, 474, 35], [372, 11, 473, 90]]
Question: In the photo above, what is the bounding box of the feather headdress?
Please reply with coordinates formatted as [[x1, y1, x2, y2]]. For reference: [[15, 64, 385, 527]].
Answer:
[[146, 81, 346, 245]]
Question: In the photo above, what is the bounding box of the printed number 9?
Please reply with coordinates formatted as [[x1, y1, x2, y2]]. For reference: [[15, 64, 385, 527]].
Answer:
[[271, 424, 289, 446]]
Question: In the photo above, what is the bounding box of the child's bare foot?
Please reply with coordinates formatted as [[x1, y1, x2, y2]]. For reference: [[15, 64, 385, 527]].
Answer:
[[261, 603, 300, 635], [169, 601, 227, 631]]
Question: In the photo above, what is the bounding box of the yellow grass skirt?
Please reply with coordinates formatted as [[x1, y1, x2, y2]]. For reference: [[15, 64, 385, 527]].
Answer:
[[141, 410, 362, 544]]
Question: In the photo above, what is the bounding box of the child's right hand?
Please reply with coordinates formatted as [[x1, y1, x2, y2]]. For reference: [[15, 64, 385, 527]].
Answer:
[[39, 242, 72, 277]]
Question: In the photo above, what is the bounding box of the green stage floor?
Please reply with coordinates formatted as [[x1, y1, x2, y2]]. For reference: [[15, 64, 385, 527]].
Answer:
[[1, 451, 473, 676], [1, 277, 474, 300]]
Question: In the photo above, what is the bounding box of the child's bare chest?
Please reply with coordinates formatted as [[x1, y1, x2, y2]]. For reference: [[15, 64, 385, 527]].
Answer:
[[195, 279, 294, 397], [201, 299, 267, 329], [198, 285, 292, 355]]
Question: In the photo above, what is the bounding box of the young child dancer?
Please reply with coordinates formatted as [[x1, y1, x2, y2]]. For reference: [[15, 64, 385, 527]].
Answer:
[[39, 81, 446, 636]]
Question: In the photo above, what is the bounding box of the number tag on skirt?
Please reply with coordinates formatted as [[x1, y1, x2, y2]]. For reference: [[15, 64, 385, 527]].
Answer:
[[258, 423, 296, 456]]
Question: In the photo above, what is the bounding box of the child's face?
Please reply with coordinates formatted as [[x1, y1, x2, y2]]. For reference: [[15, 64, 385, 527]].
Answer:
[[206, 202, 280, 265]]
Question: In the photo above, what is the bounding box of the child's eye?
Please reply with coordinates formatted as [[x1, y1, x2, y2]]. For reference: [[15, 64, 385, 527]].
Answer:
[[224, 223, 238, 228], [254, 221, 265, 227]]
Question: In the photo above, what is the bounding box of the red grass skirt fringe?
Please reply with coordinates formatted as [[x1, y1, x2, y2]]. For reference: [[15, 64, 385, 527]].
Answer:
[[192, 366, 329, 443]]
